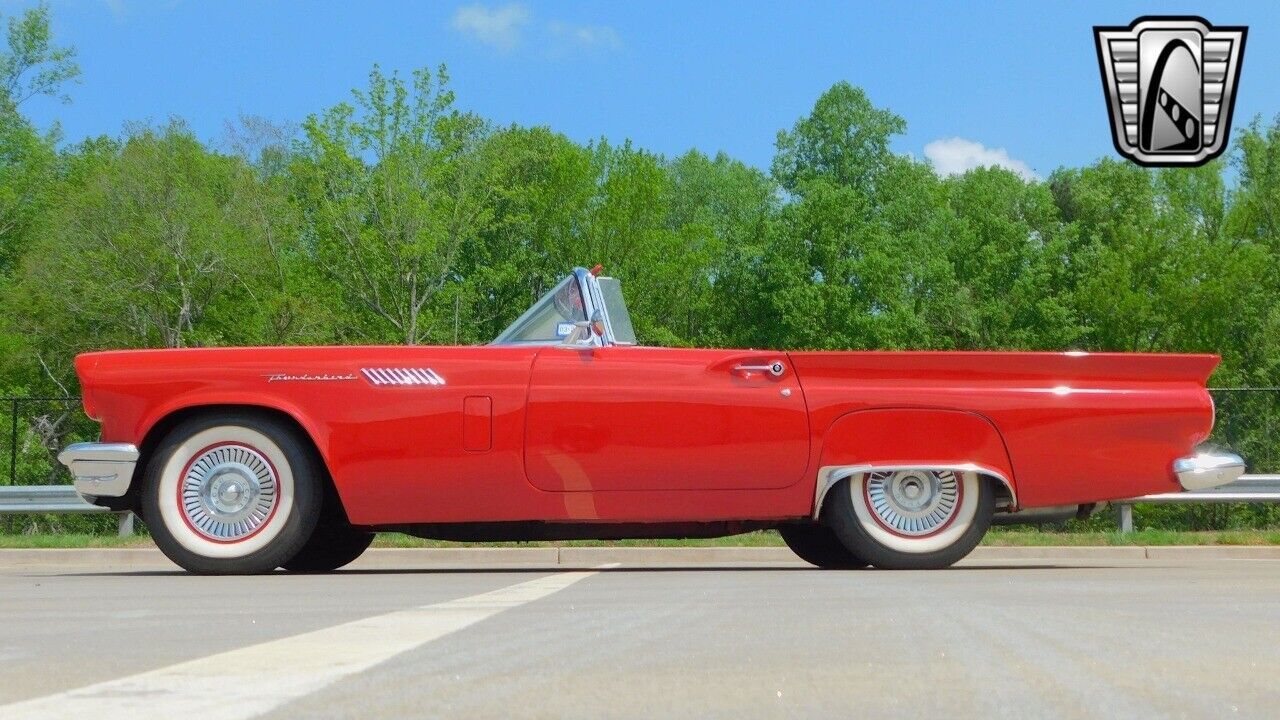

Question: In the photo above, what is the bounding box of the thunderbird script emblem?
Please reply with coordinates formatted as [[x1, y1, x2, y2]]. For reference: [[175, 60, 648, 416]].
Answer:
[[1094, 16, 1246, 167]]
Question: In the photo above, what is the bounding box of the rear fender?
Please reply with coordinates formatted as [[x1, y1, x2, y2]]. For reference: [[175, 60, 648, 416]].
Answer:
[[813, 408, 1018, 518]]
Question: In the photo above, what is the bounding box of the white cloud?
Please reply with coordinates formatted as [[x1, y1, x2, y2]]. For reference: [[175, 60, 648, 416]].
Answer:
[[451, 3, 530, 50], [549, 21, 621, 50], [102, 0, 127, 21], [923, 137, 1039, 181]]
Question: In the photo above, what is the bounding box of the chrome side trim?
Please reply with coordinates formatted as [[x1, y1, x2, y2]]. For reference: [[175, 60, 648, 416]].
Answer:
[[813, 463, 1017, 520], [1173, 449, 1245, 491], [578, 268, 613, 346], [56, 442, 140, 498], [361, 367, 446, 386]]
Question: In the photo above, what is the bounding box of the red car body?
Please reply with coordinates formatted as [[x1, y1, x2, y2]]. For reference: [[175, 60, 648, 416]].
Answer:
[[60, 269, 1243, 572], [73, 344, 1218, 527]]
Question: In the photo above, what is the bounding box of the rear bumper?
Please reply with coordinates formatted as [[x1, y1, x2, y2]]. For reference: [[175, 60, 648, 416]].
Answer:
[[1173, 449, 1245, 491], [56, 442, 139, 499]]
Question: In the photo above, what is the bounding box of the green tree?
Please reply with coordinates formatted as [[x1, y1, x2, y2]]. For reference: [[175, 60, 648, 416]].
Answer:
[[942, 167, 1079, 349], [771, 81, 904, 197], [293, 65, 493, 345], [6, 123, 298, 386], [1049, 157, 1271, 383], [753, 84, 971, 351], [1, 2, 79, 111], [1225, 117, 1280, 387], [0, 107, 54, 276], [0, 2, 78, 277], [464, 125, 600, 341], [663, 150, 777, 346]]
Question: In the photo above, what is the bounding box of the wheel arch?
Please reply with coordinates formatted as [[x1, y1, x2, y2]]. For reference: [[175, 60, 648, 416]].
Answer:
[[124, 403, 342, 517], [812, 407, 1018, 519]]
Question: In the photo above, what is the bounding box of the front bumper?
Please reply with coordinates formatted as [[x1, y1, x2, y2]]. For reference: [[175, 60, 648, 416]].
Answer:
[[1173, 449, 1245, 491], [56, 442, 139, 498]]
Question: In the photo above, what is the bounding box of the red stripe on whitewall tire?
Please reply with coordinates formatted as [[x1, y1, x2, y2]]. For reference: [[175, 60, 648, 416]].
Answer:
[[862, 470, 964, 540], [156, 425, 296, 560], [849, 470, 980, 555], [176, 441, 282, 544]]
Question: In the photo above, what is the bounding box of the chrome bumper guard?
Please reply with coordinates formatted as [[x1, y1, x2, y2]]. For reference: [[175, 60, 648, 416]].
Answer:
[[1173, 449, 1246, 491], [56, 442, 139, 498]]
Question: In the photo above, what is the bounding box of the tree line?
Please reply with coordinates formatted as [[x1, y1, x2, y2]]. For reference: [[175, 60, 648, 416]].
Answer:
[[5, 6, 1280, 396], [2, 5, 1278, 531]]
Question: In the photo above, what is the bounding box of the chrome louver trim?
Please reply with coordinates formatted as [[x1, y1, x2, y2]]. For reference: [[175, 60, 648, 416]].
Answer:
[[361, 368, 447, 386]]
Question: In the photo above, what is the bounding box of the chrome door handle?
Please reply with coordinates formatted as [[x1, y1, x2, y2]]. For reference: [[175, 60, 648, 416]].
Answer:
[[734, 361, 786, 377]]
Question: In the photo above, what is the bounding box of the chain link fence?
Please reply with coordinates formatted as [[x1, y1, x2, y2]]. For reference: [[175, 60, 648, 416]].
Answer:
[[0, 396, 104, 533]]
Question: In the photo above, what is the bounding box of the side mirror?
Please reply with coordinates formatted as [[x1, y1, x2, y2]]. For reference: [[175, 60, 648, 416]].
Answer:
[[559, 310, 605, 348]]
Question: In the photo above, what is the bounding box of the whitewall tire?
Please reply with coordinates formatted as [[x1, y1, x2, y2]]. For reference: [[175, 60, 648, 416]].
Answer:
[[827, 469, 994, 570], [142, 413, 322, 574]]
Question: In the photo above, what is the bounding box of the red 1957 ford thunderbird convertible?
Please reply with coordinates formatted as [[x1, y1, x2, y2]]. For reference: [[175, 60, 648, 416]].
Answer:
[[59, 267, 1244, 573]]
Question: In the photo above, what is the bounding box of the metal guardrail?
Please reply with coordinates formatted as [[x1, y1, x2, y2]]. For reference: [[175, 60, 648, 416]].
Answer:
[[1115, 474, 1280, 533], [0, 484, 105, 513], [0, 485, 135, 536]]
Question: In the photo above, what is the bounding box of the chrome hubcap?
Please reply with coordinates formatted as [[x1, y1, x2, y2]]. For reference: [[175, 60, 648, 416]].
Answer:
[[181, 444, 278, 541], [865, 470, 960, 536]]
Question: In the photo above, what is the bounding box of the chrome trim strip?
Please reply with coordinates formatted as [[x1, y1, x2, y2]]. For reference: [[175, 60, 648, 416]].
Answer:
[[56, 442, 140, 499], [813, 463, 1017, 520], [361, 367, 446, 387], [1173, 449, 1245, 491], [579, 269, 617, 346]]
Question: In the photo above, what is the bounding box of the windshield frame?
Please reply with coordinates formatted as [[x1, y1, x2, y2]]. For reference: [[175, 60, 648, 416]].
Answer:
[[491, 267, 635, 347]]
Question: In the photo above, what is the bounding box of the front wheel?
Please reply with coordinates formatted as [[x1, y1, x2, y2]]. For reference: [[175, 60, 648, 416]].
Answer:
[[141, 413, 323, 574], [826, 469, 994, 570]]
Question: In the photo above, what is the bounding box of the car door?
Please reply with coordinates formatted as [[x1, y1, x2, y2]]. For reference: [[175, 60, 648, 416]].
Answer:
[[523, 346, 810, 492]]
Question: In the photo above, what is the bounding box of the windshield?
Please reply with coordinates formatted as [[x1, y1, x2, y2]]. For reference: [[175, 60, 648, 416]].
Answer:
[[492, 275, 587, 345]]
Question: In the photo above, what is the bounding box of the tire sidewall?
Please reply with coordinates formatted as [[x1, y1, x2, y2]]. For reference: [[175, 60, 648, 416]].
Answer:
[[143, 414, 321, 574], [828, 471, 994, 570]]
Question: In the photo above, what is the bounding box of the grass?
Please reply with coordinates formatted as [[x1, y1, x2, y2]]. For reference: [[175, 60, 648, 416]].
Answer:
[[0, 533, 156, 549], [2, 528, 1279, 549], [982, 528, 1280, 546]]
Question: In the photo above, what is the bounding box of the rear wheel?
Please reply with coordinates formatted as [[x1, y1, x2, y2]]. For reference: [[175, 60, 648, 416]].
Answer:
[[779, 523, 869, 569], [141, 413, 322, 575], [826, 469, 994, 570]]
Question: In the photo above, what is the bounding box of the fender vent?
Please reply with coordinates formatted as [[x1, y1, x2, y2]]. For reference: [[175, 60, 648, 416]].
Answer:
[[361, 368, 447, 386]]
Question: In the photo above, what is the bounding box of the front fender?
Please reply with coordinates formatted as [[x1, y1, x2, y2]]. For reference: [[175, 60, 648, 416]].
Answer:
[[813, 408, 1018, 517], [131, 391, 333, 473]]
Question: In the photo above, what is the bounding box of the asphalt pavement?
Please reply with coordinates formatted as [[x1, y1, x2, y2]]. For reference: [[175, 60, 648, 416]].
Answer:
[[1, 550, 1278, 719]]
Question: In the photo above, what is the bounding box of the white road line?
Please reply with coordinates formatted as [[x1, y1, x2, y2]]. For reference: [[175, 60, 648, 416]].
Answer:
[[1, 570, 599, 720]]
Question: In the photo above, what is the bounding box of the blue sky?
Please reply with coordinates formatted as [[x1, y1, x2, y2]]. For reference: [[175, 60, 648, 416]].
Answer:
[[9, 1, 1280, 179]]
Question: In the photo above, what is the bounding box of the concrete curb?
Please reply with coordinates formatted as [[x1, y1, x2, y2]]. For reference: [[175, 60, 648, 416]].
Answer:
[[969, 546, 1148, 560], [2, 544, 1279, 569], [558, 546, 797, 566], [1142, 545, 1280, 560]]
